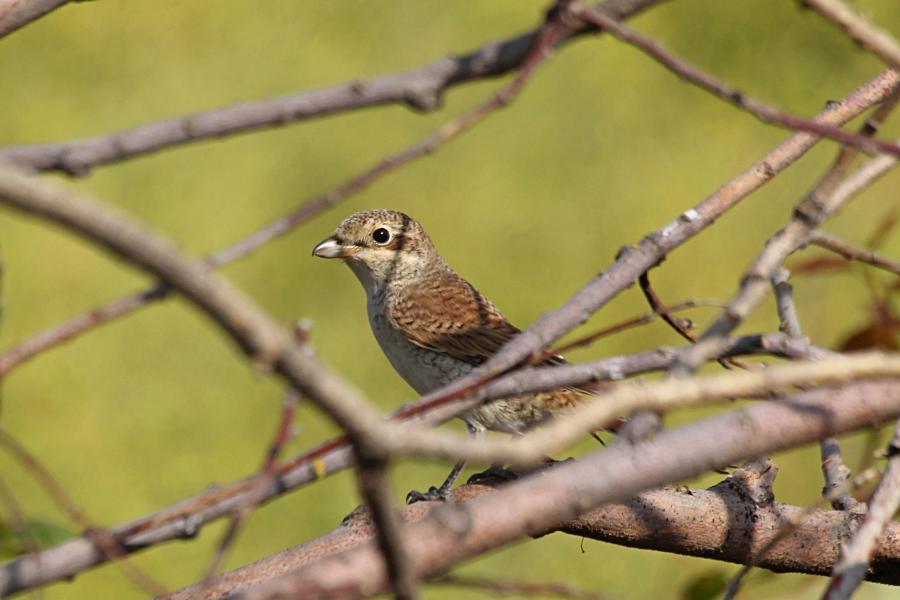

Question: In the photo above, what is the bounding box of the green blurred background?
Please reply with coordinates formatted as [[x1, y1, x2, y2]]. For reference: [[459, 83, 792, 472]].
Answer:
[[2, 1, 900, 598]]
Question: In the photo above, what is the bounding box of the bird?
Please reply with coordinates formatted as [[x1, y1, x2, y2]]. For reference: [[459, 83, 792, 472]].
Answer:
[[312, 209, 584, 501]]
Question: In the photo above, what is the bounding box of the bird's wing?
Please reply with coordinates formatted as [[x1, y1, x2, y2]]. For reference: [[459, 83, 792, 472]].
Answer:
[[390, 276, 519, 366], [390, 272, 567, 368]]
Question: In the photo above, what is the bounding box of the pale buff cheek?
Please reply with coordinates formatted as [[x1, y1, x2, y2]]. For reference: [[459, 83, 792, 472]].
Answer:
[[348, 249, 427, 290]]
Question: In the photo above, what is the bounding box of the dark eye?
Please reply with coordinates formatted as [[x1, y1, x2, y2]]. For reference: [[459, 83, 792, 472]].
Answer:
[[372, 228, 391, 244]]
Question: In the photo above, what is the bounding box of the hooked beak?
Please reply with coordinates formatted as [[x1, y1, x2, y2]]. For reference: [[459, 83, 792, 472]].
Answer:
[[312, 237, 352, 259]]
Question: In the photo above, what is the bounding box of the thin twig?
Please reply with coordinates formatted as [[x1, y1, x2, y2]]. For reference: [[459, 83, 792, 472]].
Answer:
[[571, 5, 900, 157], [821, 438, 866, 512], [808, 230, 900, 276], [801, 0, 900, 67], [638, 271, 754, 371], [544, 299, 725, 357], [638, 272, 696, 343], [824, 421, 900, 600]]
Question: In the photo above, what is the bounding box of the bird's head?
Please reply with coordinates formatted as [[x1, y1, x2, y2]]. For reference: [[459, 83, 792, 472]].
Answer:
[[312, 209, 441, 291]]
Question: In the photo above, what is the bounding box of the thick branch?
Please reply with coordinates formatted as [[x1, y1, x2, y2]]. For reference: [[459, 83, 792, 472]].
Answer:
[[223, 380, 900, 599], [166, 477, 900, 600]]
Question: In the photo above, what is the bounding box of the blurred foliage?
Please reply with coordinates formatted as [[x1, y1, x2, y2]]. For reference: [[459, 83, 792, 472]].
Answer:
[[0, 0, 899, 598], [0, 519, 74, 560]]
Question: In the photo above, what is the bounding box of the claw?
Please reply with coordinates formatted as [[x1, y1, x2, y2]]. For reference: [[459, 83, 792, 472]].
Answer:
[[406, 485, 452, 504]]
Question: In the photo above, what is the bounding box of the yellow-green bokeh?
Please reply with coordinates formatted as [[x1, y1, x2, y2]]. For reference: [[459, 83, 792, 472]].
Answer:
[[1, 1, 899, 598]]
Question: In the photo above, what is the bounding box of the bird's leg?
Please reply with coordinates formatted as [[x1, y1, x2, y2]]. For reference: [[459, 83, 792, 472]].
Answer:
[[406, 421, 483, 504]]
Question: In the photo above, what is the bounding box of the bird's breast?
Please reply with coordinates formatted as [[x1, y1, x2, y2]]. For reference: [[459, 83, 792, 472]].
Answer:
[[366, 297, 469, 395]]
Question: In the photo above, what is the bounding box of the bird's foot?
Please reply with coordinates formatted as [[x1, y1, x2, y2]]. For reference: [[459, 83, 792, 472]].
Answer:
[[467, 465, 519, 486], [406, 485, 453, 504]]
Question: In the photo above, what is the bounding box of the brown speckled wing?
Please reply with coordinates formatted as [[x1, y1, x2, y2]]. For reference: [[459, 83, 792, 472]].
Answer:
[[390, 270, 586, 413], [389, 272, 519, 366], [388, 270, 572, 369]]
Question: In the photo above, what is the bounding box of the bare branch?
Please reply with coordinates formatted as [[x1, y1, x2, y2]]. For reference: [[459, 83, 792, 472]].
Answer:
[[822, 438, 867, 513], [571, 6, 900, 157], [772, 269, 864, 513], [825, 421, 900, 599], [801, 0, 900, 67], [0, 0, 72, 39], [0, 0, 662, 175], [165, 477, 900, 600], [808, 230, 900, 276]]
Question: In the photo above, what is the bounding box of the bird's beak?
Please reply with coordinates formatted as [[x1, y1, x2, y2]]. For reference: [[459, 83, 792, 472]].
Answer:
[[312, 237, 351, 259]]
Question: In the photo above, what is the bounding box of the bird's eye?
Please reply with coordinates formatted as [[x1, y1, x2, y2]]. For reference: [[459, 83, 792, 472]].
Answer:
[[372, 228, 391, 244]]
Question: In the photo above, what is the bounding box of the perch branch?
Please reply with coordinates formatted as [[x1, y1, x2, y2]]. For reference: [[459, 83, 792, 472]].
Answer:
[[218, 379, 900, 599], [166, 476, 900, 600]]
